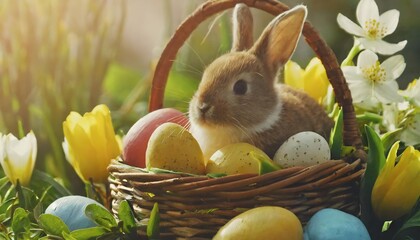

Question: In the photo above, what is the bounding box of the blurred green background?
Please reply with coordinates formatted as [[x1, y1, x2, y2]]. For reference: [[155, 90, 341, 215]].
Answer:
[[0, 0, 419, 193]]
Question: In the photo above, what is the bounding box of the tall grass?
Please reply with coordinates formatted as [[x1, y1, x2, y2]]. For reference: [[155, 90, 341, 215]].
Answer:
[[0, 0, 125, 190]]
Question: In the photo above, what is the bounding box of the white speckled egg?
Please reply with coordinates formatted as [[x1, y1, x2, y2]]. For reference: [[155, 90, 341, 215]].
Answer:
[[273, 131, 330, 168]]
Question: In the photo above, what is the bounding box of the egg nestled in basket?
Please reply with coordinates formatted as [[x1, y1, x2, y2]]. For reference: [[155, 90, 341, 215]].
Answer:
[[146, 122, 206, 175], [273, 131, 331, 168]]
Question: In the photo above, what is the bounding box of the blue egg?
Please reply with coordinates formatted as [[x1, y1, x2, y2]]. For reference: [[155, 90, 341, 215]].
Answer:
[[45, 195, 103, 231], [304, 208, 371, 240]]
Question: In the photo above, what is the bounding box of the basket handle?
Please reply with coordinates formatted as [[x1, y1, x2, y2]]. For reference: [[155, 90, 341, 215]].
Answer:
[[148, 0, 363, 149]]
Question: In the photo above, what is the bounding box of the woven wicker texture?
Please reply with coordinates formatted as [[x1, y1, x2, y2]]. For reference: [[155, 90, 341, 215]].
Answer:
[[109, 0, 365, 238], [109, 159, 363, 238]]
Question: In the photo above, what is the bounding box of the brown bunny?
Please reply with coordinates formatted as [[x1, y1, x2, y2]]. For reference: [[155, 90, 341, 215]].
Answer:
[[189, 4, 333, 160]]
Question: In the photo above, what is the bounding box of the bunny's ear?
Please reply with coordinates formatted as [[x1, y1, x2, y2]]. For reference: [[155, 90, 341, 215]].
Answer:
[[250, 5, 307, 77], [231, 4, 253, 52]]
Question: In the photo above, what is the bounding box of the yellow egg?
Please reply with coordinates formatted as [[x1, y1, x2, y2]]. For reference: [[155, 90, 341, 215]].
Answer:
[[213, 206, 303, 240], [206, 143, 280, 175], [146, 122, 205, 175]]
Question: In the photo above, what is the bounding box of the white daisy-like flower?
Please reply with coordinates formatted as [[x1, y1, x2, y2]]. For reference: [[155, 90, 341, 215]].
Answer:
[[342, 50, 405, 104], [400, 111, 420, 146], [400, 79, 420, 106], [337, 0, 407, 55]]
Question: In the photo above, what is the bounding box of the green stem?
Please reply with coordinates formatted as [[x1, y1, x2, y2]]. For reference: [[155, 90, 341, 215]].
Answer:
[[341, 41, 362, 67], [357, 112, 383, 123]]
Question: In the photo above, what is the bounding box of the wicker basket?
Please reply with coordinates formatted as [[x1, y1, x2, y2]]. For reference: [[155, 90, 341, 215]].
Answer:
[[109, 0, 365, 239]]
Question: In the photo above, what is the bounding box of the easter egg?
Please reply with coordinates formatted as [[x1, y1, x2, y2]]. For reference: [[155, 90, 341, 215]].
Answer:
[[122, 108, 189, 168], [214, 206, 303, 240], [207, 143, 280, 175], [273, 131, 330, 168], [45, 195, 104, 231], [146, 122, 205, 174], [304, 208, 371, 240]]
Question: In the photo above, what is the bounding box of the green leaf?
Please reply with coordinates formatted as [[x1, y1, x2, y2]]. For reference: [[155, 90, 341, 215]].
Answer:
[[381, 128, 403, 155], [85, 204, 117, 229], [70, 227, 108, 240], [251, 151, 281, 174], [206, 173, 227, 178], [118, 200, 136, 233], [148, 168, 198, 176], [0, 176, 10, 192], [38, 213, 70, 237], [330, 107, 343, 159], [393, 203, 420, 240], [17, 186, 39, 210], [0, 197, 17, 220], [63, 231, 78, 240], [360, 125, 386, 236], [30, 170, 71, 207], [96, 232, 124, 240], [147, 203, 160, 239], [11, 208, 30, 234]]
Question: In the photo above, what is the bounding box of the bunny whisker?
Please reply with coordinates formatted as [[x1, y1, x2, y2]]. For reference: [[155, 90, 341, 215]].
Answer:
[[231, 116, 256, 146], [170, 59, 203, 76], [183, 41, 206, 70]]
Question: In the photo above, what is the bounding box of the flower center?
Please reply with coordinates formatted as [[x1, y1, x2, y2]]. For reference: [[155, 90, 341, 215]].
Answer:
[[362, 61, 386, 83], [364, 19, 387, 39]]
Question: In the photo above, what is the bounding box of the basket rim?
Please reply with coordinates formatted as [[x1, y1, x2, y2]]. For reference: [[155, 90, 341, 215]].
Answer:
[[148, 0, 363, 150], [109, 157, 364, 238]]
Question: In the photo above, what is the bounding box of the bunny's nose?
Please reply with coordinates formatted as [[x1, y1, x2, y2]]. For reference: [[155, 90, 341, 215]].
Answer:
[[198, 102, 212, 114]]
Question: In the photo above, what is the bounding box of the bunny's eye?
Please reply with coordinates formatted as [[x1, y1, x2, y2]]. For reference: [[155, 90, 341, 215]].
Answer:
[[233, 79, 247, 95]]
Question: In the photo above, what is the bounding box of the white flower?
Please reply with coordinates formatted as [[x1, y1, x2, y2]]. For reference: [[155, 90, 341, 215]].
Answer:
[[0, 131, 37, 186], [337, 0, 407, 55], [400, 112, 420, 146], [342, 50, 405, 105], [400, 79, 420, 106]]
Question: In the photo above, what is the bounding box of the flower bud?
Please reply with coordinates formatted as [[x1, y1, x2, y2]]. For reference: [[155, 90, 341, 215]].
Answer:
[[285, 57, 330, 103], [371, 141, 420, 220], [0, 131, 37, 186], [63, 104, 121, 183]]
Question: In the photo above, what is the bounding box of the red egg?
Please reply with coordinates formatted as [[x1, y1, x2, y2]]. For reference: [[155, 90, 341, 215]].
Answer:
[[122, 108, 189, 168]]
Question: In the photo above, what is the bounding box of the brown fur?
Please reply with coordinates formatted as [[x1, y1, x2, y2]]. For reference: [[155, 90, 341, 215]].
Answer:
[[253, 84, 333, 157], [189, 4, 333, 159]]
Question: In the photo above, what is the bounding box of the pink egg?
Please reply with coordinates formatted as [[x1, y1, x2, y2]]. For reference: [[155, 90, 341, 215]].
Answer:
[[122, 108, 189, 168]]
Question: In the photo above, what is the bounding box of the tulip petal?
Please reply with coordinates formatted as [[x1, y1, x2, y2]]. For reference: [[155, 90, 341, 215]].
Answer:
[[371, 141, 399, 219], [379, 10, 400, 37], [65, 122, 98, 182], [65, 112, 83, 130], [1, 132, 37, 186], [285, 61, 304, 89], [0, 133, 5, 163], [357, 0, 379, 27], [62, 104, 121, 183], [337, 13, 365, 37], [303, 58, 329, 101], [380, 148, 420, 220]]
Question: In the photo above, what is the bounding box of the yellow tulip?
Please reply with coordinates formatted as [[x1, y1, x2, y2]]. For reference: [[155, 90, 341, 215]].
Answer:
[[284, 57, 330, 103], [63, 104, 121, 183], [371, 141, 420, 220], [0, 131, 37, 186]]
